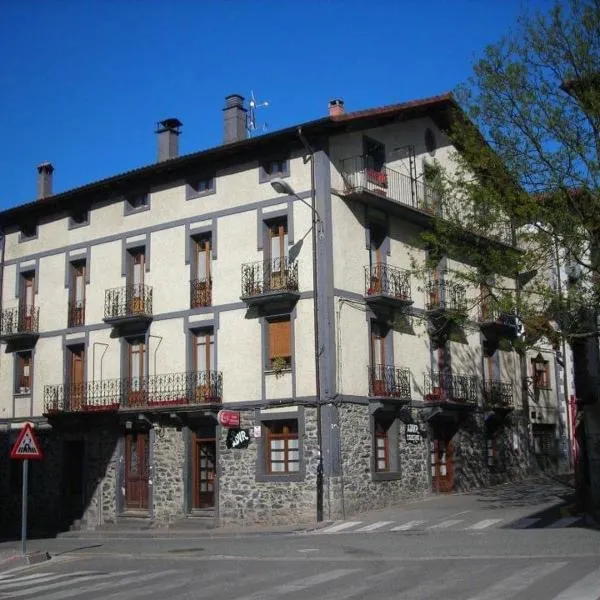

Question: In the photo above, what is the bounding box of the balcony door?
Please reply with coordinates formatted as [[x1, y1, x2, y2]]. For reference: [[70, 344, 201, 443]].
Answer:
[[192, 435, 216, 509], [129, 249, 145, 314], [193, 330, 215, 402], [127, 341, 146, 407], [368, 225, 386, 293], [68, 345, 85, 411], [124, 432, 150, 510], [431, 438, 454, 493], [192, 236, 212, 307], [20, 272, 35, 331], [370, 322, 388, 396], [70, 262, 86, 327], [268, 220, 288, 289]]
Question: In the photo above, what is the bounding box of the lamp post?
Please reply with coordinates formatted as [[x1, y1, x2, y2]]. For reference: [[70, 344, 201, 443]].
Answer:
[[270, 176, 324, 523]]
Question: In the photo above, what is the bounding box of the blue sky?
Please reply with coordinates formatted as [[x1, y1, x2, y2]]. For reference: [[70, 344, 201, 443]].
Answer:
[[0, 0, 555, 209]]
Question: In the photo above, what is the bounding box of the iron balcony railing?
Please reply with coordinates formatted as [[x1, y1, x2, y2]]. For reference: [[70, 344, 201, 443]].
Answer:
[[0, 305, 39, 337], [104, 284, 153, 320], [368, 365, 411, 400], [241, 257, 299, 298], [190, 278, 212, 308], [68, 300, 85, 327], [424, 370, 480, 404], [340, 155, 441, 214], [44, 370, 223, 413], [483, 379, 513, 408], [478, 300, 517, 327], [365, 263, 412, 301], [425, 280, 467, 313]]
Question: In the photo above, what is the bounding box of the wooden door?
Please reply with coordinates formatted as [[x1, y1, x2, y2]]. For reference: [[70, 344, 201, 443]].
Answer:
[[124, 432, 149, 510], [128, 342, 147, 407], [21, 273, 35, 331], [431, 439, 454, 493], [368, 226, 385, 293], [70, 263, 86, 326], [192, 436, 216, 509], [62, 440, 84, 522], [69, 346, 85, 411], [193, 237, 212, 307], [193, 331, 215, 401], [129, 249, 145, 313], [370, 322, 387, 396], [269, 221, 288, 289]]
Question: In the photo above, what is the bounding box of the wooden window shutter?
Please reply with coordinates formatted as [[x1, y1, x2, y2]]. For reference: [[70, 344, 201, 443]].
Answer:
[[269, 320, 291, 359]]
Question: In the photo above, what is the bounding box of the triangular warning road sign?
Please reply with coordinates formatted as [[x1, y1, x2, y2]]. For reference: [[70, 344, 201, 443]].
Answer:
[[10, 423, 43, 460]]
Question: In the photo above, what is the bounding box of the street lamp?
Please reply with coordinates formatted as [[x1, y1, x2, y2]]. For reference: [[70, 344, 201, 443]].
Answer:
[[270, 176, 324, 523]]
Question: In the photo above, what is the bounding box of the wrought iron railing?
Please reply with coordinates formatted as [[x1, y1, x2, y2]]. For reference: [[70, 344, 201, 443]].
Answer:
[[0, 305, 39, 337], [104, 284, 153, 320], [241, 257, 299, 297], [478, 300, 517, 327], [483, 379, 513, 408], [424, 370, 480, 404], [44, 370, 223, 413], [365, 263, 412, 301], [368, 365, 411, 400], [190, 278, 212, 308], [340, 155, 441, 214], [425, 280, 467, 313], [68, 300, 85, 327]]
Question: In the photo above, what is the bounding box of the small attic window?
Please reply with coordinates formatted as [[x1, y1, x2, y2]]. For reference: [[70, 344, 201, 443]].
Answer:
[[425, 128, 437, 156], [19, 222, 38, 241], [186, 175, 216, 200], [69, 207, 90, 229], [124, 191, 150, 215]]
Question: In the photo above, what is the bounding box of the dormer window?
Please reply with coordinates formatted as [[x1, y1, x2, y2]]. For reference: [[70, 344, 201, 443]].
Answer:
[[186, 175, 216, 200], [260, 156, 290, 183], [69, 207, 90, 229], [125, 192, 150, 215], [19, 222, 38, 241]]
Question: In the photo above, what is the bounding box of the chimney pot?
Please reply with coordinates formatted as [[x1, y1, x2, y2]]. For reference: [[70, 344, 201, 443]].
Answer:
[[328, 98, 345, 117], [156, 118, 183, 162], [37, 162, 54, 199], [223, 94, 248, 144]]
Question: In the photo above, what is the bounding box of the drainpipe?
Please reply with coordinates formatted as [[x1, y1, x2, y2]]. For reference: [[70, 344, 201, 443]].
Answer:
[[149, 335, 163, 377], [92, 343, 109, 382]]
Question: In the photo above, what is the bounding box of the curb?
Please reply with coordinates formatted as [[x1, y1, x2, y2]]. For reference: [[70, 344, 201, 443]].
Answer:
[[0, 551, 51, 572]]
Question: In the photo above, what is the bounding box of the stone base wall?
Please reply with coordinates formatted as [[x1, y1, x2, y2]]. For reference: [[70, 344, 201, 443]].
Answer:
[[152, 426, 185, 525]]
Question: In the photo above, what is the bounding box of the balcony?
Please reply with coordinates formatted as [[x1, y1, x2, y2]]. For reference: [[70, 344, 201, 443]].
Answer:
[[0, 305, 40, 344], [103, 284, 153, 330], [478, 301, 519, 340], [424, 371, 480, 406], [190, 278, 212, 308], [368, 364, 411, 402], [68, 300, 85, 328], [364, 263, 413, 313], [240, 257, 300, 313], [425, 281, 467, 315], [44, 370, 223, 414], [337, 156, 514, 246], [483, 379, 514, 410]]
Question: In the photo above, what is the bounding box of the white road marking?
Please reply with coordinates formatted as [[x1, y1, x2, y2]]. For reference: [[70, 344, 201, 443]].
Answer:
[[40, 569, 182, 600], [0, 571, 57, 582], [551, 516, 582, 528], [390, 520, 426, 531], [0, 571, 98, 590], [320, 521, 363, 533], [235, 568, 359, 600], [4, 571, 136, 597], [512, 517, 542, 529], [354, 521, 395, 532], [428, 519, 464, 530], [551, 565, 600, 599], [465, 562, 567, 600], [466, 519, 504, 530]]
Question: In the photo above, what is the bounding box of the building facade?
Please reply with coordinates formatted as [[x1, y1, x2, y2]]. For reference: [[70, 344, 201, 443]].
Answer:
[[0, 94, 566, 534]]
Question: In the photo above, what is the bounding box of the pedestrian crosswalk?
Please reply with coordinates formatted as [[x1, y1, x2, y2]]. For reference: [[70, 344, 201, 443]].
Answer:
[[315, 513, 585, 535], [1, 559, 600, 600]]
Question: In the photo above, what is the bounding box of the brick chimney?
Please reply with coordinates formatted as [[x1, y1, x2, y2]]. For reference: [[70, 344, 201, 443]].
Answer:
[[37, 162, 54, 199], [223, 94, 247, 144], [156, 118, 183, 162], [328, 99, 345, 117]]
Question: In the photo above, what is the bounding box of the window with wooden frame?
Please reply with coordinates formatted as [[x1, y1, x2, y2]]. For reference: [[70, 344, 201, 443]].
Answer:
[[69, 260, 86, 327], [193, 329, 215, 373], [260, 157, 289, 182], [128, 248, 146, 313], [19, 271, 35, 331], [15, 351, 32, 394], [191, 236, 212, 308], [187, 176, 215, 198], [267, 218, 288, 271], [368, 225, 386, 293], [532, 357, 551, 389], [374, 418, 390, 472], [372, 414, 400, 478], [126, 192, 149, 212], [267, 317, 292, 370], [265, 420, 299, 474]]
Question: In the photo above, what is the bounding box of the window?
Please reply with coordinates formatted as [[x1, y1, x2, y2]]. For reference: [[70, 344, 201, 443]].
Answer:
[[187, 176, 215, 199], [265, 420, 299, 474], [423, 161, 442, 212], [260, 157, 289, 182], [125, 192, 150, 214], [364, 137, 386, 172], [69, 261, 86, 327], [19, 271, 36, 331], [532, 356, 551, 389], [69, 208, 89, 228], [128, 248, 146, 313], [267, 317, 292, 370], [19, 222, 38, 241], [126, 340, 147, 407], [193, 329, 215, 373], [15, 351, 32, 394], [267, 219, 288, 277], [191, 236, 212, 308], [372, 414, 400, 479]]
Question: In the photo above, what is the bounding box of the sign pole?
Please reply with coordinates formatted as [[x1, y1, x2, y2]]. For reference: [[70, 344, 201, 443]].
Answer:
[[21, 458, 28, 556]]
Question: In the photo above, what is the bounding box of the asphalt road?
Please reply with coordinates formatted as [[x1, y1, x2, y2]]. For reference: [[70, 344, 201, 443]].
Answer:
[[0, 477, 598, 599]]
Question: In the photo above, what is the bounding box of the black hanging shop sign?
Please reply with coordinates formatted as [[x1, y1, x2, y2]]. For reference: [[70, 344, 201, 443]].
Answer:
[[226, 428, 251, 449], [405, 423, 421, 444]]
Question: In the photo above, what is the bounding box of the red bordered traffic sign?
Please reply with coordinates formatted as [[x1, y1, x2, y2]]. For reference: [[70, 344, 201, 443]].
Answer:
[[10, 423, 44, 460]]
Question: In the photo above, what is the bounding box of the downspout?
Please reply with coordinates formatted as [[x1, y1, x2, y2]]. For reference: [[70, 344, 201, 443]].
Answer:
[[297, 126, 324, 523]]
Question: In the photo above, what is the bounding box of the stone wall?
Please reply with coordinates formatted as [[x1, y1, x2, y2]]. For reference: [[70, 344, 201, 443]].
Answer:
[[218, 407, 320, 526], [152, 426, 185, 524]]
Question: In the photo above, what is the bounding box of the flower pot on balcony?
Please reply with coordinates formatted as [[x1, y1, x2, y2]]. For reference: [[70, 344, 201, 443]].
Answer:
[[195, 384, 212, 403], [131, 297, 145, 314]]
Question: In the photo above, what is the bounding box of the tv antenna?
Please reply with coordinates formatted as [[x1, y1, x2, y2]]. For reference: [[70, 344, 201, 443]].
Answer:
[[247, 90, 270, 137]]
